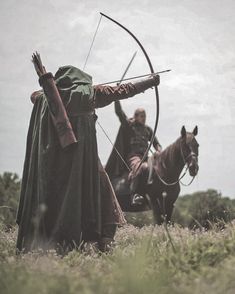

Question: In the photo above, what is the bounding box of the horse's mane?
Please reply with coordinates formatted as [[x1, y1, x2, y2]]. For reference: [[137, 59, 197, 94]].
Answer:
[[155, 137, 181, 176]]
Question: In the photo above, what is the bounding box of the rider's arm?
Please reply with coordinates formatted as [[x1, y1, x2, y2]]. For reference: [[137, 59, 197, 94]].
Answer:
[[114, 100, 129, 126], [153, 138, 162, 153], [148, 127, 162, 152]]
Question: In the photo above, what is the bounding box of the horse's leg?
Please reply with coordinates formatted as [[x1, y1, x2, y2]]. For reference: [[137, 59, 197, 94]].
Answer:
[[149, 192, 164, 225], [164, 187, 180, 223], [164, 198, 175, 223]]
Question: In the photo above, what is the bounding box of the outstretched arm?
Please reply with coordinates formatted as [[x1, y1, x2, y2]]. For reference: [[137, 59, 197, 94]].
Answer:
[[93, 75, 160, 109]]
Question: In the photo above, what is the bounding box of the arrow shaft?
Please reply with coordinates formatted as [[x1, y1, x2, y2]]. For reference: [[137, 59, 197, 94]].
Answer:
[[117, 51, 137, 85], [98, 69, 171, 85]]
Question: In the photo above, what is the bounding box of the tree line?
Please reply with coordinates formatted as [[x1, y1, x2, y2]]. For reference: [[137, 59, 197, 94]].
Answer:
[[173, 189, 235, 229], [0, 172, 234, 228]]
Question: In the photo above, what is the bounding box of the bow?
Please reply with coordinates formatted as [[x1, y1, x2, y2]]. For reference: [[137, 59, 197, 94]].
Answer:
[[100, 12, 160, 174]]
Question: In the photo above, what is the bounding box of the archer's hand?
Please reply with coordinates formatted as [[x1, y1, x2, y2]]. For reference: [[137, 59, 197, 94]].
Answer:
[[155, 144, 162, 154], [31, 52, 47, 77], [153, 74, 160, 86]]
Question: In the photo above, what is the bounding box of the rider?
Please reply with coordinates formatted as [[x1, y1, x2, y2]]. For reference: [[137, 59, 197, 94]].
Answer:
[[106, 82, 162, 206]]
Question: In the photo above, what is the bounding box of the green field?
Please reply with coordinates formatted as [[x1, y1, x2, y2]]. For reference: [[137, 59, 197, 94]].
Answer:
[[1, 174, 235, 293], [1, 222, 235, 294]]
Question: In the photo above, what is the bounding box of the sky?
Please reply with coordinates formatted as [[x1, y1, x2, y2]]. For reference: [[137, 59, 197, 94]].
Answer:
[[0, 0, 235, 197]]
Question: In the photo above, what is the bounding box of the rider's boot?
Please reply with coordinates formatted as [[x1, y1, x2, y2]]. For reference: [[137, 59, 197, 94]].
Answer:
[[131, 194, 145, 206], [130, 176, 144, 206]]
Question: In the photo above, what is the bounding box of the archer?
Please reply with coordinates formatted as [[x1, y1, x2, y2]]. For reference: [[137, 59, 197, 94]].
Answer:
[[16, 52, 160, 253]]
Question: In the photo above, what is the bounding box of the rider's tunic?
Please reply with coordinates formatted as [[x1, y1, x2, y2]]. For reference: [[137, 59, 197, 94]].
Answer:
[[114, 100, 161, 195]]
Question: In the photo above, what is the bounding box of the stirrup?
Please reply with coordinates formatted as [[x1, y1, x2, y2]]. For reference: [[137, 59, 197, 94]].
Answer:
[[131, 193, 144, 206]]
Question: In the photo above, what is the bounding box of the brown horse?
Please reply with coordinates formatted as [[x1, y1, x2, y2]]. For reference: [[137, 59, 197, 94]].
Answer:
[[110, 126, 199, 224]]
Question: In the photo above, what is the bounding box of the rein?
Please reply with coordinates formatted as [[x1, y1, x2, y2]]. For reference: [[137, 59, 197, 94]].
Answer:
[[180, 175, 196, 186]]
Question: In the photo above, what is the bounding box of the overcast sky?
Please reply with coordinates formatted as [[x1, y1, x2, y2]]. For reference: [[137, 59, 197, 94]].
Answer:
[[0, 0, 235, 197]]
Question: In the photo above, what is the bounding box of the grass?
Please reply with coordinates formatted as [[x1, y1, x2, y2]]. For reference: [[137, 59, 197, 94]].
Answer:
[[1, 222, 235, 294]]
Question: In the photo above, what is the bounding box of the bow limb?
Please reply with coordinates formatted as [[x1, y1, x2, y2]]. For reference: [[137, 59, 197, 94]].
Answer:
[[100, 12, 160, 174]]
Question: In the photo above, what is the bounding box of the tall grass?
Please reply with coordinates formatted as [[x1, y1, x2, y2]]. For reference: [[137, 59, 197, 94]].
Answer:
[[1, 222, 235, 294]]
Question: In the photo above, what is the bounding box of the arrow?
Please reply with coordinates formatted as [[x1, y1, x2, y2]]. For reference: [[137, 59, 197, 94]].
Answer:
[[98, 69, 171, 85], [117, 51, 137, 85]]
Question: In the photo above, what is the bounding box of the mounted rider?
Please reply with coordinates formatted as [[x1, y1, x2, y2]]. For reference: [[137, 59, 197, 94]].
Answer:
[[105, 76, 162, 206]]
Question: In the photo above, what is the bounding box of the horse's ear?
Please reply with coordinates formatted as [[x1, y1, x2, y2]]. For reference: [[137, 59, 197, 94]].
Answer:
[[181, 126, 186, 137], [192, 126, 198, 136]]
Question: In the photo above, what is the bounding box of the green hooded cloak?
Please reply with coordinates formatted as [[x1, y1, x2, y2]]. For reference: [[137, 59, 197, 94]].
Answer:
[[17, 66, 102, 252]]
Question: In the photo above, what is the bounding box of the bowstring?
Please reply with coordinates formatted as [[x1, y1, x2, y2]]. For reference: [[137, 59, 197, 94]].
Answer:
[[97, 121, 131, 172], [97, 51, 137, 172], [83, 14, 132, 170], [83, 14, 103, 71]]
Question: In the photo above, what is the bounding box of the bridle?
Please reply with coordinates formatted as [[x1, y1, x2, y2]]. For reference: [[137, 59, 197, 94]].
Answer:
[[150, 138, 198, 187], [180, 139, 198, 166]]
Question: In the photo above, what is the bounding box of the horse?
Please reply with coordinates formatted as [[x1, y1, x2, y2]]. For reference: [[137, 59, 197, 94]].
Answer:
[[110, 126, 199, 225]]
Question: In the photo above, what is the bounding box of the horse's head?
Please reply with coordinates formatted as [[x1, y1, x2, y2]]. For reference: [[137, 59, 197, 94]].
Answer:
[[180, 126, 199, 176]]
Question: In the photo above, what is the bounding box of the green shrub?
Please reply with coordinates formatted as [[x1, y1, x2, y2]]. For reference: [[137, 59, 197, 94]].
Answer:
[[0, 172, 21, 227], [173, 189, 235, 228]]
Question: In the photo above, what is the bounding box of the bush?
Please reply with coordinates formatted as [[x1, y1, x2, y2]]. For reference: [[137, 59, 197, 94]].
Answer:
[[0, 172, 21, 227], [173, 189, 235, 229]]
